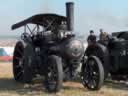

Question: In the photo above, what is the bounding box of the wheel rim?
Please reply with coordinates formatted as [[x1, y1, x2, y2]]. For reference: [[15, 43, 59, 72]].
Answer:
[[13, 43, 25, 81], [82, 58, 99, 89]]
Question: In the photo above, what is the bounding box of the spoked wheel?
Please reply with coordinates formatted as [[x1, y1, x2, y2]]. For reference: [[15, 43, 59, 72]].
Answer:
[[44, 55, 63, 92], [86, 44, 110, 79], [81, 56, 104, 90], [13, 42, 32, 83]]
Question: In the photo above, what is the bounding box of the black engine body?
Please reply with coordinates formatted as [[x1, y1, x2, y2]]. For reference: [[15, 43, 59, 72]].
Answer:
[[86, 31, 128, 80]]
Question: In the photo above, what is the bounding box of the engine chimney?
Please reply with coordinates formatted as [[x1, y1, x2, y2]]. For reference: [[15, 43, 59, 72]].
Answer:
[[66, 2, 74, 31]]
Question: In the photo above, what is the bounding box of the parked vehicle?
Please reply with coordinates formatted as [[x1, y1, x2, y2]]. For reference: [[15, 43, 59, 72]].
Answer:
[[85, 30, 128, 87], [0, 48, 12, 61]]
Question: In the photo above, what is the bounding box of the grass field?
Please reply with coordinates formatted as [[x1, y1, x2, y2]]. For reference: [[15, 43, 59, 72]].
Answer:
[[0, 62, 128, 96]]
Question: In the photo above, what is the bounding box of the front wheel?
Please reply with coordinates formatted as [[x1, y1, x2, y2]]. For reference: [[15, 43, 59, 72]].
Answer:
[[81, 56, 104, 90], [44, 55, 63, 92]]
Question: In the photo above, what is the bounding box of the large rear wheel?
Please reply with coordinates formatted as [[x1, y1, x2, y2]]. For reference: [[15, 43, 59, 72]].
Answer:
[[44, 55, 63, 92], [13, 42, 32, 83], [81, 56, 104, 90]]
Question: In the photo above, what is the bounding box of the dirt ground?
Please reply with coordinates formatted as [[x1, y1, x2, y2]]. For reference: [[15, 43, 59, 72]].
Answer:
[[0, 62, 128, 96]]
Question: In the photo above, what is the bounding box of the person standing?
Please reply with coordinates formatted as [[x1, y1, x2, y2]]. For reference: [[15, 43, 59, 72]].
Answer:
[[87, 30, 96, 45], [99, 29, 110, 45], [99, 29, 105, 41]]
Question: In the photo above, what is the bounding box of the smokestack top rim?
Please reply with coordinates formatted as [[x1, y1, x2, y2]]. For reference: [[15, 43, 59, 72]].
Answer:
[[66, 2, 74, 5]]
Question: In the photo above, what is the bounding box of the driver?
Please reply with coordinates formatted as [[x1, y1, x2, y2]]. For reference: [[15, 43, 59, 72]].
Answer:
[[87, 30, 96, 45]]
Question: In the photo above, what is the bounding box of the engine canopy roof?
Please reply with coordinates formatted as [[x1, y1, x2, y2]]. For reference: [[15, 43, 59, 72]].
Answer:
[[11, 14, 67, 30]]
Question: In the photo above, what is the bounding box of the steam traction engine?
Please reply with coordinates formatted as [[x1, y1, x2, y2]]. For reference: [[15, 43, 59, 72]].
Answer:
[[12, 2, 104, 92]]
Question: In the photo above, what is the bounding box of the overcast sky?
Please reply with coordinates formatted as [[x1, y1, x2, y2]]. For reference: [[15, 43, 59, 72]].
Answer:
[[0, 0, 128, 36]]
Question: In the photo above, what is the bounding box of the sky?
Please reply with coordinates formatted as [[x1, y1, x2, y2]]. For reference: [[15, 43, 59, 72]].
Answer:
[[1, 0, 128, 36]]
